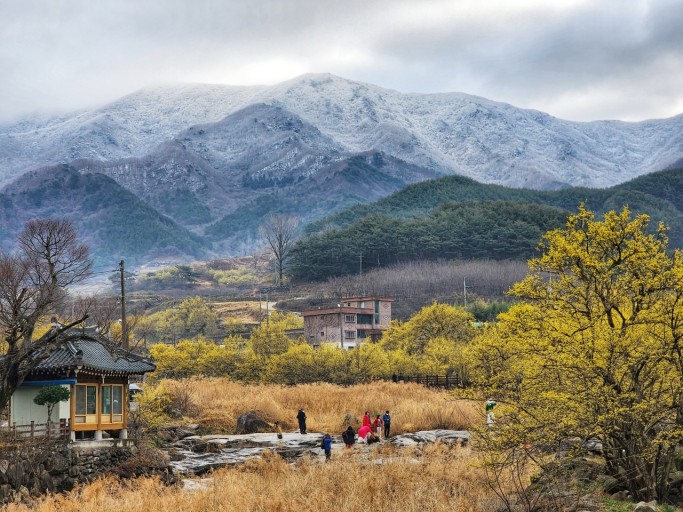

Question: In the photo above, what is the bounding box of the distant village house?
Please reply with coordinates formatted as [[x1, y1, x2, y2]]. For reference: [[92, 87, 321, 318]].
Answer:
[[301, 296, 393, 348]]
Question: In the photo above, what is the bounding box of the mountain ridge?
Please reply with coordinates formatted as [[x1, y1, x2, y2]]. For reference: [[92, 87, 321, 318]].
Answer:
[[1, 73, 682, 189], [1, 74, 683, 266]]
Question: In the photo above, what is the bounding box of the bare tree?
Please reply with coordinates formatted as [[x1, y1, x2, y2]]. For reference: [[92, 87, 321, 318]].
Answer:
[[0, 219, 92, 409], [259, 214, 298, 286], [64, 295, 119, 337]]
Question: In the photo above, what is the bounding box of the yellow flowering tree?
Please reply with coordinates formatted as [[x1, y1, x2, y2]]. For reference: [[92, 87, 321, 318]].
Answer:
[[380, 303, 477, 355], [250, 311, 303, 359], [469, 205, 683, 502]]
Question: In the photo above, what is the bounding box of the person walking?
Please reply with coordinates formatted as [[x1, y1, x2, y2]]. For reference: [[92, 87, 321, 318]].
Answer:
[[297, 408, 307, 434], [342, 426, 356, 448], [382, 410, 391, 438], [321, 433, 333, 460]]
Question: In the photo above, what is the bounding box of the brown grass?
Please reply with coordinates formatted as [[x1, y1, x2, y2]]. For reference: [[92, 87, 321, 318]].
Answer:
[[13, 444, 504, 512], [209, 301, 263, 324], [7, 382, 506, 511], [159, 379, 481, 434]]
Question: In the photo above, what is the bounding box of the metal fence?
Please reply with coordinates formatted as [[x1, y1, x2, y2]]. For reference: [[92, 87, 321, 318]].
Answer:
[[393, 374, 469, 389]]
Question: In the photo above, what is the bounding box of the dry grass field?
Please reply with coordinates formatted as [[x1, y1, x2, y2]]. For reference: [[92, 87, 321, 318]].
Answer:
[[8, 444, 502, 512], [156, 378, 482, 434], [208, 301, 265, 325], [4, 382, 512, 512]]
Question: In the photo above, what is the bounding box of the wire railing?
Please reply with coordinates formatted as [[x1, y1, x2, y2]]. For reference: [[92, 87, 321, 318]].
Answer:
[[393, 374, 470, 389]]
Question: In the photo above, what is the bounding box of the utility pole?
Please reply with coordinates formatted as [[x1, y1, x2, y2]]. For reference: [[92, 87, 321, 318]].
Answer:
[[339, 303, 344, 349], [172, 301, 177, 347], [119, 260, 129, 349], [359, 254, 365, 297], [463, 277, 470, 308]]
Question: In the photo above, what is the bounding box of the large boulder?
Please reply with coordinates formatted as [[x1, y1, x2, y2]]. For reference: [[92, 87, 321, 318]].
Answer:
[[235, 412, 271, 434], [633, 501, 657, 512]]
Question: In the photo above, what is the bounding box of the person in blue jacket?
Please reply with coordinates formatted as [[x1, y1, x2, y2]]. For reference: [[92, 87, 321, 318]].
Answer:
[[321, 433, 333, 460], [382, 410, 392, 438]]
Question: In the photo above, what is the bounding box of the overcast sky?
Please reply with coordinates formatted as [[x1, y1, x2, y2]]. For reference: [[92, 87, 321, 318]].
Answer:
[[1, 0, 682, 123]]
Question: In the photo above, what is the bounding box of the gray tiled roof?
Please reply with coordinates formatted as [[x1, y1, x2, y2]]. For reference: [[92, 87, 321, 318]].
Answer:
[[32, 327, 155, 376]]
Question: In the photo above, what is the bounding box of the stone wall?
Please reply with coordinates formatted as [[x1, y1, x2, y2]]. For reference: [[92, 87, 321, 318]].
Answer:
[[0, 440, 135, 502]]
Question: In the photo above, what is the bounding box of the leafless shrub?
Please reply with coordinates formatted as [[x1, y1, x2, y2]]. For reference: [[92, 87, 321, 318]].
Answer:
[[282, 260, 528, 320]]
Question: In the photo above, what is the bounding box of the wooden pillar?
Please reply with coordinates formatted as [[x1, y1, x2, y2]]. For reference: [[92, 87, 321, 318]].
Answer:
[[70, 384, 75, 437], [97, 381, 101, 432], [123, 382, 128, 430]]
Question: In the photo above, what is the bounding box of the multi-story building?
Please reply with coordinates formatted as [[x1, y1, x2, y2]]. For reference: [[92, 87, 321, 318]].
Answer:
[[302, 296, 393, 348]]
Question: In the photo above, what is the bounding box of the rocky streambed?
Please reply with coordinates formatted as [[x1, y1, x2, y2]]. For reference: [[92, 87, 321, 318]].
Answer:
[[167, 430, 470, 475]]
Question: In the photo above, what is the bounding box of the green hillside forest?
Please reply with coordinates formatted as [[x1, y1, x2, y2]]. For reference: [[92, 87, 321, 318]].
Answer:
[[289, 167, 683, 281]]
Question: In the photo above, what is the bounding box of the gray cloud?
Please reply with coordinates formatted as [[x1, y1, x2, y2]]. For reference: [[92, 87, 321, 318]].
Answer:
[[0, 0, 681, 122]]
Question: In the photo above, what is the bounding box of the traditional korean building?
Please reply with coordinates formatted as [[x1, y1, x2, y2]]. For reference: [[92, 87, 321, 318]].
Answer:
[[9, 326, 155, 441]]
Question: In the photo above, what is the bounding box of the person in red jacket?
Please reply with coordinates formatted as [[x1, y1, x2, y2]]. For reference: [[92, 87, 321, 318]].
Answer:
[[358, 424, 372, 443], [362, 411, 371, 428]]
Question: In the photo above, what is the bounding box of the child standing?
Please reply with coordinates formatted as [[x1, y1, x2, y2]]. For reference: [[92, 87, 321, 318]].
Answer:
[[321, 433, 333, 460]]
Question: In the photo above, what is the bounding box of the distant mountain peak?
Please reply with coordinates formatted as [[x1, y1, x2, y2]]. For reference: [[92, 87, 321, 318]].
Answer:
[[2, 73, 682, 190]]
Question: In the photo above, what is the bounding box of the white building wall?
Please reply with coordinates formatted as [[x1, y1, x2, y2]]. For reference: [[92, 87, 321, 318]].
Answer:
[[10, 385, 71, 426]]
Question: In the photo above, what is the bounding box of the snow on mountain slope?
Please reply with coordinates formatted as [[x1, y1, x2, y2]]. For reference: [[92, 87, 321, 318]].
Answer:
[[0, 83, 266, 184], [74, 103, 348, 220], [1, 73, 682, 189], [257, 73, 683, 188]]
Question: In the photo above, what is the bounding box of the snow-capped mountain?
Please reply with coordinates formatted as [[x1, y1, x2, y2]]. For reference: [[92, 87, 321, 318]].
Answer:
[[2, 73, 682, 190], [72, 102, 435, 225], [0, 99, 436, 262]]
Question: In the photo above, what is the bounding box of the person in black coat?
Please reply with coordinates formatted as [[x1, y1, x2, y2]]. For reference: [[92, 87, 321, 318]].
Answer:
[[342, 426, 356, 448], [297, 408, 307, 434]]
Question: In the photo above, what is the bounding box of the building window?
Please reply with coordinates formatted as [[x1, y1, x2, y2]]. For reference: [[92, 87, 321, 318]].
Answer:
[[357, 330, 367, 339], [375, 300, 380, 324], [345, 314, 355, 322], [101, 385, 124, 424], [75, 384, 97, 424], [357, 314, 372, 324], [344, 330, 356, 339], [320, 331, 324, 336]]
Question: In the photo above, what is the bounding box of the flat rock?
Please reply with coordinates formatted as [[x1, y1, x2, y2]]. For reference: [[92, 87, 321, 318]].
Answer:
[[168, 430, 469, 475]]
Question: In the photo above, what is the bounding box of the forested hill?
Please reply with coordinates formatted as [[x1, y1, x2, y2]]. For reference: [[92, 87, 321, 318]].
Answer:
[[290, 167, 683, 281], [0, 165, 209, 266]]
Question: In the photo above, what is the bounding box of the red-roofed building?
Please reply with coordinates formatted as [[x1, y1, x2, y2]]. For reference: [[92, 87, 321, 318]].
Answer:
[[302, 296, 393, 348]]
